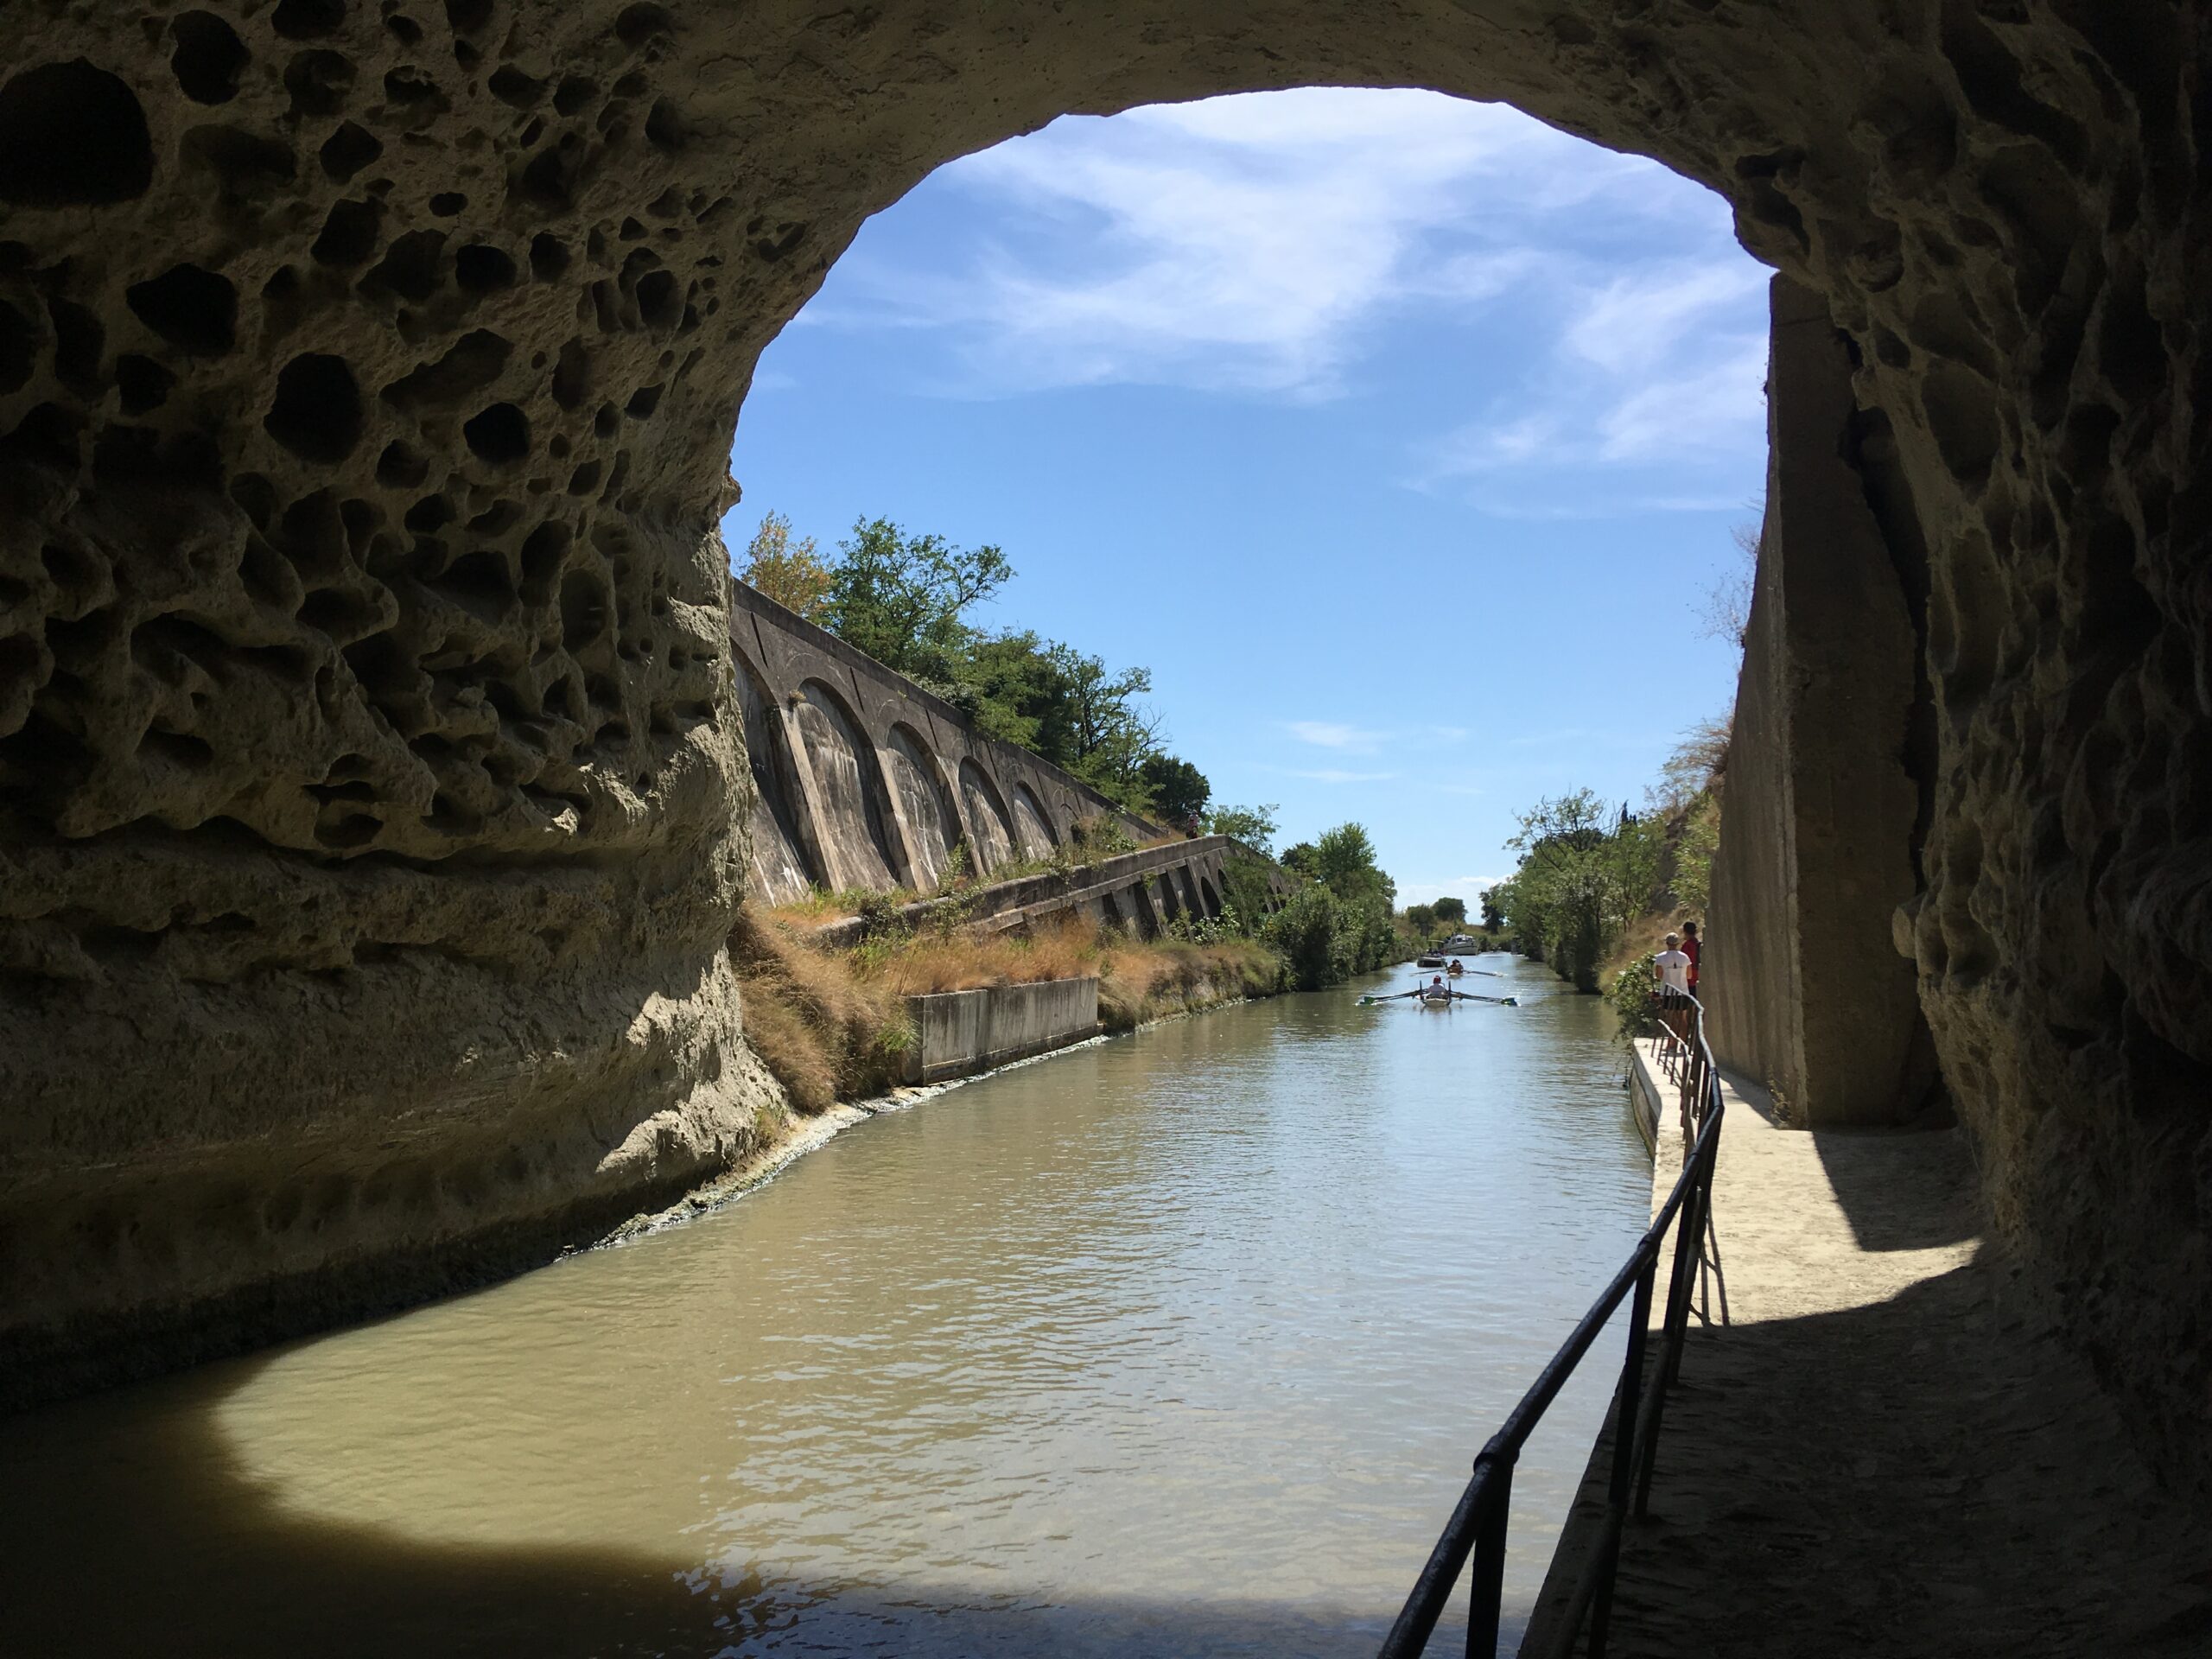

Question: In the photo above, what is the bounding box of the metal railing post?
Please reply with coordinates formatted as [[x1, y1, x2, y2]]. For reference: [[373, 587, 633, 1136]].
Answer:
[[1586, 1256, 1656, 1657], [1464, 1452, 1515, 1659], [1663, 1150, 1708, 1388], [1635, 1146, 1707, 1516], [1376, 990, 1725, 1658]]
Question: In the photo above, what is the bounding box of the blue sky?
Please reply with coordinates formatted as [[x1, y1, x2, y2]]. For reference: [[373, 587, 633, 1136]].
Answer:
[[724, 89, 1769, 905]]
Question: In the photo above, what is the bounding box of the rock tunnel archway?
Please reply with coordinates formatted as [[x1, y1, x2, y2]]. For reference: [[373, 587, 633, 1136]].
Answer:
[[1, 2, 2205, 1479]]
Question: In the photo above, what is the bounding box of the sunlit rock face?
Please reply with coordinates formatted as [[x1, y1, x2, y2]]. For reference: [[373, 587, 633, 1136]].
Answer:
[[0, 1, 2203, 1479]]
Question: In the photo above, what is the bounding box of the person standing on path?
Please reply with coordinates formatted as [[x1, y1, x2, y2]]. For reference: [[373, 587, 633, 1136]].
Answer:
[[1655, 932, 1692, 1042], [1681, 919, 1701, 996]]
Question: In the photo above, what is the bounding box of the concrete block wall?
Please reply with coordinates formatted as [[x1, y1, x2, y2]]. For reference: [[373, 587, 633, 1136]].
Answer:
[[728, 583, 1157, 905], [1703, 277, 1938, 1127], [903, 977, 1101, 1085]]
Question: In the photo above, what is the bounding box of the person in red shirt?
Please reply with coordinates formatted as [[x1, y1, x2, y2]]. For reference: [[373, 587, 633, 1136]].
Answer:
[[1681, 919, 1702, 995]]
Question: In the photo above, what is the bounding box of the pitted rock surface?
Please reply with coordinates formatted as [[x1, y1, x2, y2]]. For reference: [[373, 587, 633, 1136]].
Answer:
[[0, 1, 2205, 1490]]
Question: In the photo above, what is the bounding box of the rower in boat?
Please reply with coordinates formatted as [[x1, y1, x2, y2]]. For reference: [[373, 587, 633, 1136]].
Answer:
[[1446, 959, 1464, 976], [1357, 972, 1518, 1008]]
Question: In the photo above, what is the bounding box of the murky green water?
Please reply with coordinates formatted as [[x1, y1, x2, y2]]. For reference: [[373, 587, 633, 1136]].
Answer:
[[1, 956, 1649, 1658]]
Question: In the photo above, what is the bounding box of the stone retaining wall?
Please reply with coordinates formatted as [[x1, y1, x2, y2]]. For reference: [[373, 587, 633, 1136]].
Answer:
[[730, 583, 1155, 905], [810, 835, 1288, 950]]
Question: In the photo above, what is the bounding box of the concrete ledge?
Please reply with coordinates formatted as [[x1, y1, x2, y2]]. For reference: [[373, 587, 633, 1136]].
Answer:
[[902, 976, 1100, 1085], [1626, 1041, 1662, 1154]]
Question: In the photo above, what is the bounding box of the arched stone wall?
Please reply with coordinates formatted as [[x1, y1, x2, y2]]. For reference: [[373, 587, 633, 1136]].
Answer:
[[2, 2, 2205, 1474], [728, 582, 1143, 890]]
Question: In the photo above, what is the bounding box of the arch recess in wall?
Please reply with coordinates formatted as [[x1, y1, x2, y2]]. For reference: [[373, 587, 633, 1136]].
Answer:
[[732, 649, 816, 904], [1009, 781, 1058, 857], [957, 758, 1016, 874], [885, 723, 962, 892], [791, 680, 899, 890]]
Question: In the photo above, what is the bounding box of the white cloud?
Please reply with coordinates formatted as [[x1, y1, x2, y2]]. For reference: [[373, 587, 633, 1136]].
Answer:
[[1286, 719, 1387, 752], [1594, 333, 1770, 461], [808, 88, 1690, 401], [799, 86, 1768, 508], [1564, 263, 1769, 375], [1285, 767, 1397, 784]]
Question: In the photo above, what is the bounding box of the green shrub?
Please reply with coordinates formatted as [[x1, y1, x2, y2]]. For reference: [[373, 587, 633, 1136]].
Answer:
[[1606, 956, 1662, 1039]]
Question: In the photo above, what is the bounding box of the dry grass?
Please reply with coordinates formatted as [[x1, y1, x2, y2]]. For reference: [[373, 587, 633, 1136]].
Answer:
[[766, 885, 924, 927], [731, 906, 1283, 1109], [730, 908, 912, 1113], [1605, 900, 1694, 982], [867, 913, 1103, 995], [1095, 933, 1282, 1031]]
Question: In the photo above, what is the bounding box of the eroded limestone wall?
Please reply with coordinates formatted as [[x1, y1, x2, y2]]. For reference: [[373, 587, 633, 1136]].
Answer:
[[2, 3, 2205, 1479]]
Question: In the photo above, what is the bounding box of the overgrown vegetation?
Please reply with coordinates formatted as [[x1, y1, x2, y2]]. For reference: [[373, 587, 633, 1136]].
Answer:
[[1482, 715, 1732, 995], [730, 806, 1408, 1109], [732, 906, 1283, 1110], [1262, 821, 1404, 990], [1400, 894, 1470, 946], [729, 906, 916, 1112], [1605, 954, 1663, 1038]]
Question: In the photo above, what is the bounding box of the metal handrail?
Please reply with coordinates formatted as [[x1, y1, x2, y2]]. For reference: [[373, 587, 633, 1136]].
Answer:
[[1377, 994, 1725, 1659]]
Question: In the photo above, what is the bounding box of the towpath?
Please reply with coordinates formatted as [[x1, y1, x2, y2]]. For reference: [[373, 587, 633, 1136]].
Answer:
[[1592, 1043, 2211, 1658]]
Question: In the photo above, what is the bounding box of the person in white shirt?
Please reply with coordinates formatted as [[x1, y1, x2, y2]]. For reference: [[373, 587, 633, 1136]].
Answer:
[[1655, 933, 1692, 996]]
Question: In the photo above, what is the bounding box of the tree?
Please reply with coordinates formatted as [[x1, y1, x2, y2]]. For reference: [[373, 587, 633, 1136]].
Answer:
[[1140, 753, 1211, 827], [1047, 643, 1166, 810], [1492, 787, 1669, 992], [1206, 803, 1279, 856], [1311, 823, 1392, 906], [1479, 887, 1505, 932], [1697, 517, 1759, 648], [1405, 902, 1437, 939], [1432, 895, 1467, 927], [741, 511, 833, 621], [1265, 884, 1345, 991], [953, 629, 1166, 813], [824, 517, 1012, 685], [1280, 842, 1317, 880], [1508, 789, 1612, 855], [1647, 711, 1733, 817]]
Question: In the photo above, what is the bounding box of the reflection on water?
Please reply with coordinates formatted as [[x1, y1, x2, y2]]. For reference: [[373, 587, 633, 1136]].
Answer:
[[1, 957, 1649, 1658]]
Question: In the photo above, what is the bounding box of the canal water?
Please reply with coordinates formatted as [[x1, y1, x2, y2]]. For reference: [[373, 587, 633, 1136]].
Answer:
[[1, 955, 1651, 1659]]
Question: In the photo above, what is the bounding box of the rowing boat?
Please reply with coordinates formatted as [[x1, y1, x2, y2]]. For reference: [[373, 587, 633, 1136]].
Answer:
[[1358, 982, 1519, 1008]]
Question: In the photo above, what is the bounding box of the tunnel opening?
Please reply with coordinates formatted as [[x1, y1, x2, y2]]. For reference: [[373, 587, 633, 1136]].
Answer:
[[0, 0, 2202, 1527]]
